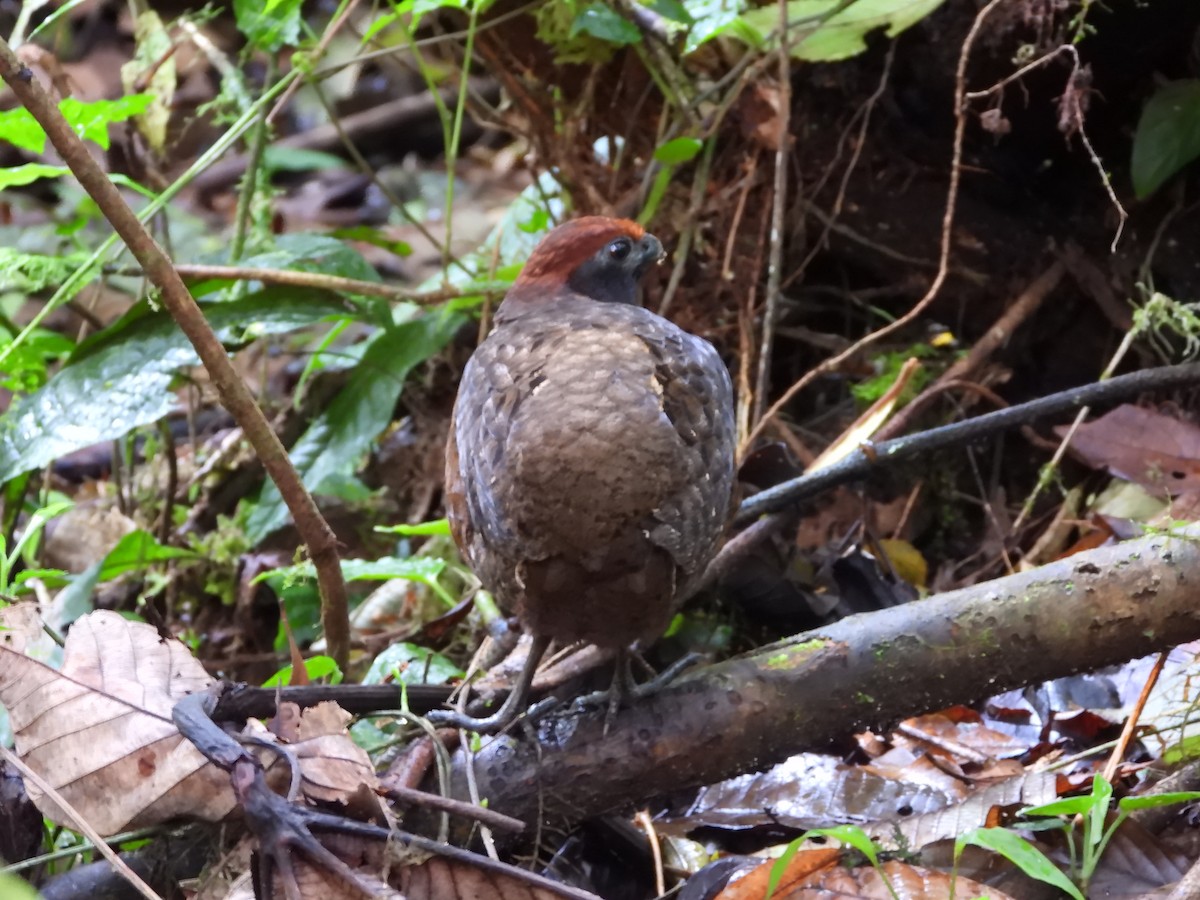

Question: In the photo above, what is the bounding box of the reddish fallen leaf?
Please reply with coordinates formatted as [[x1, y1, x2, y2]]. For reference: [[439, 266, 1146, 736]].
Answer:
[[717, 852, 1018, 899], [1058, 405, 1200, 496]]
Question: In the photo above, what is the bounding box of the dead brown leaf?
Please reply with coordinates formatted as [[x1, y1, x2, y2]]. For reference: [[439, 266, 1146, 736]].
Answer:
[[1059, 405, 1200, 498], [0, 610, 380, 835], [0, 607, 233, 833], [719, 853, 1018, 899]]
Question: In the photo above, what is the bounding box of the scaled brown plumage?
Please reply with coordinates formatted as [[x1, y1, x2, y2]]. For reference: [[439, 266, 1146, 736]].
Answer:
[[436, 216, 737, 731]]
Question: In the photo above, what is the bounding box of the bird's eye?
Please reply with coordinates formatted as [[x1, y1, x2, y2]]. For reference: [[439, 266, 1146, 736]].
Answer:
[[607, 238, 633, 261]]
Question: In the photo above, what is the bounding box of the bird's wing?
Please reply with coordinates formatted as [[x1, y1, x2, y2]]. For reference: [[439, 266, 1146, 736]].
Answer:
[[633, 323, 738, 583]]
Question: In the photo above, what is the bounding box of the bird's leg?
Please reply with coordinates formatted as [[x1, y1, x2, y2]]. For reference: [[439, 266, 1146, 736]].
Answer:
[[591, 648, 705, 734], [427, 634, 552, 733], [604, 648, 633, 733]]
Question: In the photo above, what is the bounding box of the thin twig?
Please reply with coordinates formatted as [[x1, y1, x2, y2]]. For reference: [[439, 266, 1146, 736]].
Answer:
[[635, 810, 666, 897], [736, 362, 1200, 524], [969, 42, 1125, 251], [739, 0, 1007, 457], [751, 0, 793, 425], [266, 0, 363, 124], [229, 58, 274, 265], [156, 419, 178, 546], [783, 42, 896, 291], [108, 263, 506, 303], [658, 138, 716, 315], [0, 37, 354, 672], [307, 81, 470, 276], [1102, 650, 1166, 785], [878, 260, 1067, 440], [0, 746, 164, 900]]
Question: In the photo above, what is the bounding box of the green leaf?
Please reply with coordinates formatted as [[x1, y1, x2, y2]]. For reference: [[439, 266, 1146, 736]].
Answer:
[[0, 289, 354, 482], [234, 0, 302, 51], [1120, 790, 1200, 811], [1086, 776, 1113, 846], [0, 95, 153, 153], [52, 561, 100, 629], [99, 529, 200, 580], [191, 233, 387, 321], [1162, 733, 1200, 765], [806, 825, 882, 867], [259, 555, 447, 592], [14, 567, 68, 587], [1, 326, 75, 392], [263, 146, 351, 173], [376, 518, 451, 536], [1131, 79, 1200, 199], [263, 655, 343, 687], [215, 233, 382, 286], [654, 137, 703, 165], [0, 247, 90, 292], [0, 873, 42, 900], [59, 95, 155, 150], [363, 641, 464, 685], [0, 108, 53, 153], [682, 0, 746, 53], [766, 835, 804, 899], [1023, 795, 1096, 818], [739, 0, 947, 62], [571, 3, 642, 44], [0, 164, 153, 198], [330, 225, 412, 258], [361, 10, 402, 42], [339, 557, 446, 581], [956, 828, 1084, 900], [765, 826, 891, 900], [47, 530, 197, 630], [0, 163, 70, 190], [244, 311, 462, 541], [652, 0, 693, 25], [408, 0, 492, 26]]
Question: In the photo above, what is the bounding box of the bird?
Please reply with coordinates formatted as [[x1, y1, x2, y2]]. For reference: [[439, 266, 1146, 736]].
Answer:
[[433, 216, 737, 732]]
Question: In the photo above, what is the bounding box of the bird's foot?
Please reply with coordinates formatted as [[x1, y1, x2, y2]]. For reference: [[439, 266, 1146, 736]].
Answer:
[[424, 690, 526, 734], [573, 651, 704, 735], [426, 634, 552, 735], [627, 651, 704, 699]]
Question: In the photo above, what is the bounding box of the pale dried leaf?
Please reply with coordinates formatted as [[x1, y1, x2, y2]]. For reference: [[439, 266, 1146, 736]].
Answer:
[[396, 855, 586, 900], [0, 608, 234, 833], [667, 753, 954, 832], [294, 700, 353, 739], [292, 732, 378, 804], [0, 601, 47, 656], [896, 711, 1030, 760], [42, 503, 136, 574], [268, 702, 380, 807], [864, 769, 1056, 851]]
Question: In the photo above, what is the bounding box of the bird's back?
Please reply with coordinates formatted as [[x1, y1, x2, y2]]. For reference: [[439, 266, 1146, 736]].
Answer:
[[446, 295, 735, 649]]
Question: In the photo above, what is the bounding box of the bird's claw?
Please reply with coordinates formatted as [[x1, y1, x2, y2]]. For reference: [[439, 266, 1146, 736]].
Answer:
[[630, 651, 703, 697], [571, 651, 704, 735]]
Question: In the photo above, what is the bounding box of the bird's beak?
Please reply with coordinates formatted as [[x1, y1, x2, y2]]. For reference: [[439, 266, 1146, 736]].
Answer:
[[641, 234, 665, 266]]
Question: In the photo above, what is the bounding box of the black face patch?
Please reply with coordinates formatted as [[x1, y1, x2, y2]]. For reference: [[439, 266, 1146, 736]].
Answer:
[[566, 235, 662, 306]]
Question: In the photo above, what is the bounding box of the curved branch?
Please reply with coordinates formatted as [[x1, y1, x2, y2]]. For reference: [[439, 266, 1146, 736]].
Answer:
[[736, 362, 1200, 524], [433, 523, 1200, 833], [0, 40, 352, 670]]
